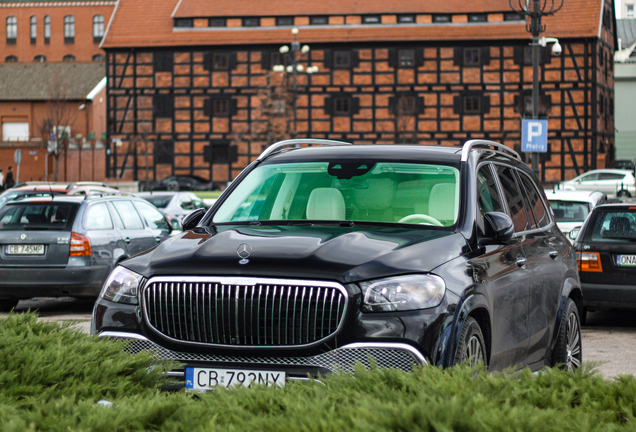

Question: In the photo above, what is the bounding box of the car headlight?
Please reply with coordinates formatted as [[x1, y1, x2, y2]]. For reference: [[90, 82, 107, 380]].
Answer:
[[99, 266, 143, 305], [360, 274, 445, 312]]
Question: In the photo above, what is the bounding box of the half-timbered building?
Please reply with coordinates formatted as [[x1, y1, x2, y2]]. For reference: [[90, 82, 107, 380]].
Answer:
[[101, 0, 616, 185]]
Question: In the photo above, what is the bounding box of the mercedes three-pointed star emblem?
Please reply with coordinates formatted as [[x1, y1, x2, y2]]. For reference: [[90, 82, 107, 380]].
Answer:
[[237, 243, 252, 265]]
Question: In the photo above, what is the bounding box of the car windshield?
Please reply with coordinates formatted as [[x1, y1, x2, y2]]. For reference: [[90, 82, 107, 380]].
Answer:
[[0, 202, 79, 231], [212, 161, 460, 226], [548, 200, 591, 222], [141, 195, 172, 209], [591, 210, 636, 241]]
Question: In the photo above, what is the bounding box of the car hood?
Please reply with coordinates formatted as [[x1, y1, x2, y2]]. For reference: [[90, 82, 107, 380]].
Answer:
[[123, 225, 468, 283]]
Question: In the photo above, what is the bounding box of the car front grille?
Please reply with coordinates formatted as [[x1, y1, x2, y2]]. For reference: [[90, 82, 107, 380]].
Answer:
[[142, 277, 348, 347]]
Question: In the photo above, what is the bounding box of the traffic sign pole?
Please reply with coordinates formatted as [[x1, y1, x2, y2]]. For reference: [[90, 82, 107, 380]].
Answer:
[[13, 149, 22, 183]]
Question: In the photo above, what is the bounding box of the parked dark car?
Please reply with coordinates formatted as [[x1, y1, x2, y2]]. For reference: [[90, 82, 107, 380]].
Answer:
[[573, 202, 636, 323], [92, 139, 581, 390], [148, 175, 216, 192], [0, 194, 172, 311]]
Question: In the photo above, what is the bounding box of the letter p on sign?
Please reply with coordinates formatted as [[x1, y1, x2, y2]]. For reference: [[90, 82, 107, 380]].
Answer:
[[521, 119, 548, 153]]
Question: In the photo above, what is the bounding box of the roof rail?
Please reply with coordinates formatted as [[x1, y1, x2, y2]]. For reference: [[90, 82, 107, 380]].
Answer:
[[257, 138, 352, 161], [460, 139, 521, 162]]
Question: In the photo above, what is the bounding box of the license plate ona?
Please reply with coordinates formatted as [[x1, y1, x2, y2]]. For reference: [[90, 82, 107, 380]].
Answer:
[[185, 367, 286, 391], [616, 255, 636, 267], [6, 244, 45, 255]]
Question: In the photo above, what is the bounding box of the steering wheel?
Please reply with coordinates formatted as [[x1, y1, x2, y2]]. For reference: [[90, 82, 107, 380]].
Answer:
[[398, 214, 443, 226]]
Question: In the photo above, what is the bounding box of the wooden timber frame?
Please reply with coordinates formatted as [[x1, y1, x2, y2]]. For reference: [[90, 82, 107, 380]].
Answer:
[[105, 17, 614, 185]]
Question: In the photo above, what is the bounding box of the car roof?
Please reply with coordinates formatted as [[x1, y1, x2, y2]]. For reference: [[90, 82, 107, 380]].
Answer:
[[544, 189, 605, 202], [3, 194, 139, 205], [578, 169, 633, 175], [265, 144, 464, 164], [591, 202, 636, 210], [9, 184, 69, 192]]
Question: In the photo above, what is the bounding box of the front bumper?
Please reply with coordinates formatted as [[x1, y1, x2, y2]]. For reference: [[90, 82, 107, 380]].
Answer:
[[100, 331, 427, 383], [582, 282, 636, 309]]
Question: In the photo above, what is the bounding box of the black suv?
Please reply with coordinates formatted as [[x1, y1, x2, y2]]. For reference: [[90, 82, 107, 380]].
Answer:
[[92, 139, 581, 390]]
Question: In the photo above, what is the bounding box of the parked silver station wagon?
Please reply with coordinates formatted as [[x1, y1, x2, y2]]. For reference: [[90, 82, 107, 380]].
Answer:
[[0, 194, 172, 311]]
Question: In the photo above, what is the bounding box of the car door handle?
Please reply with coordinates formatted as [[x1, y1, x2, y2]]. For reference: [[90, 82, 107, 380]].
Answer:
[[549, 250, 559, 260], [516, 256, 527, 267], [124, 237, 131, 244]]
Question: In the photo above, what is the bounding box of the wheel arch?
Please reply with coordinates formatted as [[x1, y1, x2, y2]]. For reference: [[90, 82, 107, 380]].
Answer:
[[447, 291, 491, 367], [550, 276, 582, 352]]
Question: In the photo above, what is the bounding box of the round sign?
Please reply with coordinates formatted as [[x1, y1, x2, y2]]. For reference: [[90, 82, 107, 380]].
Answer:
[[14, 149, 22, 165]]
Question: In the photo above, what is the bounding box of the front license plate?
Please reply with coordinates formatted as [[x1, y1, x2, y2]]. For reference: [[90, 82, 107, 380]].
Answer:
[[6, 244, 45, 255], [185, 367, 286, 391], [616, 255, 636, 267]]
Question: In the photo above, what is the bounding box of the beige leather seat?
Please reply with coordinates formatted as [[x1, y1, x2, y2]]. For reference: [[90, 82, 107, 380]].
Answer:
[[306, 188, 346, 220], [428, 183, 457, 223]]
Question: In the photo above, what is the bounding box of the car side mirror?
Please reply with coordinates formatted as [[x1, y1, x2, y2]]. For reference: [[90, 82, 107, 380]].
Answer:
[[481, 212, 514, 245], [181, 208, 206, 231]]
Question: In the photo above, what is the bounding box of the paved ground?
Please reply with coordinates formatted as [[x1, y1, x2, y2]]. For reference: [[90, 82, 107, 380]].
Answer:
[[1, 298, 635, 379]]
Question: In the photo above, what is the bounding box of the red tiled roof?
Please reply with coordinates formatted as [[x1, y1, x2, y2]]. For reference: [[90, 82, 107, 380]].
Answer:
[[102, 0, 606, 49], [173, 0, 510, 17]]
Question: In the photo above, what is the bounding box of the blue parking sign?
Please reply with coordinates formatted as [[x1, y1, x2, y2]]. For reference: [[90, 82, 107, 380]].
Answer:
[[521, 119, 548, 153]]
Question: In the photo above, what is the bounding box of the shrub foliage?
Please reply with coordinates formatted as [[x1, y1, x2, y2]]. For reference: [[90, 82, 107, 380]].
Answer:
[[1, 312, 635, 431]]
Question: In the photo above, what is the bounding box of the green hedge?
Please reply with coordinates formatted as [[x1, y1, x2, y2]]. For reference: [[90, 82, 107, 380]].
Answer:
[[1, 312, 635, 431]]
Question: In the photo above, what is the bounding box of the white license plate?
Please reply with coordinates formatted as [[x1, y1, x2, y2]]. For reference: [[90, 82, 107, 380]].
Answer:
[[6, 244, 45, 255], [185, 367, 285, 391], [616, 255, 636, 266]]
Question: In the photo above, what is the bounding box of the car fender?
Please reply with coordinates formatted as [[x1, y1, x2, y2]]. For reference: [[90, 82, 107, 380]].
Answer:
[[441, 288, 490, 368], [549, 276, 582, 354]]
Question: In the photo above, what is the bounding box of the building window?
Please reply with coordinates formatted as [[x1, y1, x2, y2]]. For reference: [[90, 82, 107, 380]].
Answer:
[[93, 15, 105, 42], [63, 54, 76, 62], [334, 51, 351, 68], [272, 100, 286, 114], [213, 99, 230, 116], [2, 121, 29, 141], [362, 15, 381, 24], [5, 55, 18, 62], [397, 96, 417, 114], [276, 17, 294, 26], [397, 15, 415, 23], [92, 54, 105, 62], [398, 49, 415, 67], [34, 55, 46, 62], [270, 52, 282, 68], [310, 16, 328, 25], [334, 97, 351, 115], [213, 53, 229, 69], [30, 16, 37, 43], [628, 4, 635, 18], [174, 18, 193, 28], [468, 14, 487, 22], [64, 15, 75, 43], [44, 16, 51, 43], [208, 18, 225, 27], [242, 17, 259, 27], [6, 16, 17, 43], [464, 48, 481, 66], [464, 96, 481, 114], [433, 14, 451, 23], [504, 12, 524, 21]]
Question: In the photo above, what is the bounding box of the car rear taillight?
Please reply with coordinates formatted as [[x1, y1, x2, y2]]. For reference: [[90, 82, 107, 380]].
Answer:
[[577, 251, 603, 272], [70, 232, 92, 257]]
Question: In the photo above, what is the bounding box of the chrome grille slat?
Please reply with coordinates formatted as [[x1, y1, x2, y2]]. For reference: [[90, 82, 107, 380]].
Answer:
[[143, 278, 347, 347]]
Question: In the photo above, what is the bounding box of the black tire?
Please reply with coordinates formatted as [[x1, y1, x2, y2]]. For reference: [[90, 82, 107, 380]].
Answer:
[[0, 298, 19, 312], [454, 316, 487, 367], [551, 298, 582, 370]]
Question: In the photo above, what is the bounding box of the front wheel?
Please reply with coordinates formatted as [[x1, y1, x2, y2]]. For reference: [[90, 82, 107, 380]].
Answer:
[[454, 316, 487, 367], [551, 298, 582, 370]]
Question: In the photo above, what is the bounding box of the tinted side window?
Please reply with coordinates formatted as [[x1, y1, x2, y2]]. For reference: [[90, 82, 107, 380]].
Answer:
[[580, 173, 598, 182], [599, 173, 625, 180], [135, 201, 170, 230], [111, 200, 144, 229], [496, 165, 530, 232], [518, 171, 550, 229], [84, 203, 113, 230], [477, 165, 504, 226]]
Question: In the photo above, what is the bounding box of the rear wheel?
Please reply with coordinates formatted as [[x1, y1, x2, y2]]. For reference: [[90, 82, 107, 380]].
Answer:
[[552, 298, 582, 370], [454, 316, 487, 367], [0, 298, 19, 312]]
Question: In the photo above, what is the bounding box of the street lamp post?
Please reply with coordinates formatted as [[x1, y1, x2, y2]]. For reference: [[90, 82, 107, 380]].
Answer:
[[273, 28, 318, 138], [510, 0, 563, 178]]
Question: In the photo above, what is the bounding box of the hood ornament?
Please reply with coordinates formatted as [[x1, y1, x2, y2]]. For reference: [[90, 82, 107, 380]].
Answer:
[[237, 243, 252, 265]]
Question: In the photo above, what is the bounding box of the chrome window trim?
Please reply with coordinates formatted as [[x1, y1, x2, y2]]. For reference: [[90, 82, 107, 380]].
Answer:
[[141, 276, 350, 349]]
